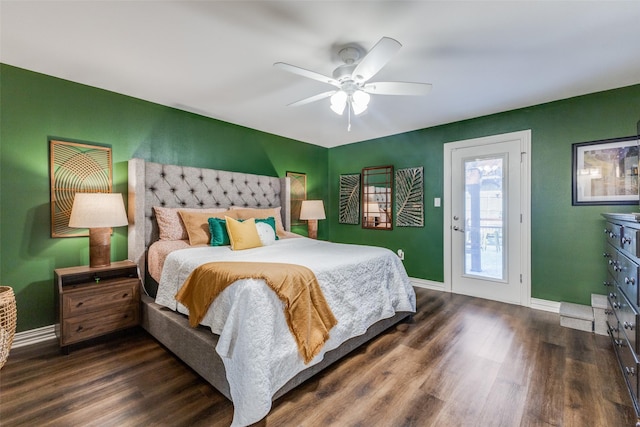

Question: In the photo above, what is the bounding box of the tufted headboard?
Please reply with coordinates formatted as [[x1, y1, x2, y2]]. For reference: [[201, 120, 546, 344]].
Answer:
[[127, 158, 290, 279]]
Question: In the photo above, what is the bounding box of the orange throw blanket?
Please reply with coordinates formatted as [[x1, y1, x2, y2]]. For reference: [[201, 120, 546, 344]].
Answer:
[[175, 261, 338, 364]]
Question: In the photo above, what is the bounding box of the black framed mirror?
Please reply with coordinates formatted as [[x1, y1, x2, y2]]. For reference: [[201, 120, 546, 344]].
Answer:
[[362, 165, 393, 230]]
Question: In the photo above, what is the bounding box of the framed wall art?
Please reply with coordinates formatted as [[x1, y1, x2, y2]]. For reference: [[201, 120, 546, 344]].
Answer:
[[395, 166, 424, 227], [572, 135, 639, 206], [339, 173, 360, 224], [50, 139, 112, 237], [286, 171, 307, 226]]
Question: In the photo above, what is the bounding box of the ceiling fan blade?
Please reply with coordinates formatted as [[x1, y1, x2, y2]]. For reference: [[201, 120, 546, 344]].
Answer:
[[363, 81, 432, 96], [352, 37, 402, 83], [287, 90, 336, 107], [274, 62, 340, 87]]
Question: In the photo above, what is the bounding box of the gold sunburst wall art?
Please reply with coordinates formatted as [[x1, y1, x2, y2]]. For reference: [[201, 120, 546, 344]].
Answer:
[[50, 140, 112, 238]]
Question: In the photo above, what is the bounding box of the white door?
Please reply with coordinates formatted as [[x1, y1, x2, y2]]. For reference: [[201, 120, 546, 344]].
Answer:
[[444, 130, 531, 305]]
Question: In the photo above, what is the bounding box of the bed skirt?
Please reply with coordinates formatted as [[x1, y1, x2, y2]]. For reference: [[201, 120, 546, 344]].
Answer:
[[140, 293, 412, 401]]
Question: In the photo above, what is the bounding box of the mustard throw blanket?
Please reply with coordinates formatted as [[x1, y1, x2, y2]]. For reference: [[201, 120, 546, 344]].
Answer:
[[175, 262, 338, 364]]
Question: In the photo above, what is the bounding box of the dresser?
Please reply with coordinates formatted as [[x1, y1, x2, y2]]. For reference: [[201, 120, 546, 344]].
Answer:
[[603, 213, 640, 424], [54, 260, 140, 353]]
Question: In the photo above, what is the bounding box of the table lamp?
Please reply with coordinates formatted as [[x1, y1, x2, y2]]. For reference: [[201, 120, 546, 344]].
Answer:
[[68, 193, 128, 267], [299, 200, 326, 239]]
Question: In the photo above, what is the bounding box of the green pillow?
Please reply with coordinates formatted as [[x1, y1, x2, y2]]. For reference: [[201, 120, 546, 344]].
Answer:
[[208, 217, 231, 246]]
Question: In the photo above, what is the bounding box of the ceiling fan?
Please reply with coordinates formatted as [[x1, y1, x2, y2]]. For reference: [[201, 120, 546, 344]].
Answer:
[[274, 36, 432, 130]]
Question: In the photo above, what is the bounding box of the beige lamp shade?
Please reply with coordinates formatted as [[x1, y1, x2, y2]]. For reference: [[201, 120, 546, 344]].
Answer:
[[68, 193, 128, 267], [69, 193, 128, 228], [299, 200, 326, 220]]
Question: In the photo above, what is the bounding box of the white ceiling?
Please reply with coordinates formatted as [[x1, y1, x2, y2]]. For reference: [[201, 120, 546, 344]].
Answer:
[[2, 1, 639, 148]]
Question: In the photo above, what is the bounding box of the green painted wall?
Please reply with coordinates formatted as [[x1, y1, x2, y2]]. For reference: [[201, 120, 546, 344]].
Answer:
[[3, 62, 639, 333], [329, 84, 640, 306], [0, 64, 328, 332]]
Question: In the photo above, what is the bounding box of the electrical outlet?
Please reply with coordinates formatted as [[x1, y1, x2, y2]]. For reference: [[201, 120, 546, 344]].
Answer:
[[397, 249, 405, 260]]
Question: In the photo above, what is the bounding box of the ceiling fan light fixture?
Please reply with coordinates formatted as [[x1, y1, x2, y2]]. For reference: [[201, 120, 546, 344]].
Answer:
[[330, 90, 348, 115], [351, 90, 370, 115]]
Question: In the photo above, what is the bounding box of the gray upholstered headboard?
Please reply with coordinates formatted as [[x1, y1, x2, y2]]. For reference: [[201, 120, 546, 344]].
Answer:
[[127, 158, 290, 279]]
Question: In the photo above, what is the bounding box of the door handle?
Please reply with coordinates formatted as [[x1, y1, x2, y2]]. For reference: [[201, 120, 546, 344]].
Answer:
[[453, 226, 465, 232]]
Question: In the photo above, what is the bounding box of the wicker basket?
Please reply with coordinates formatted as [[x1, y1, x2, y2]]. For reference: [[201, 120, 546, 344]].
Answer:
[[0, 286, 17, 369]]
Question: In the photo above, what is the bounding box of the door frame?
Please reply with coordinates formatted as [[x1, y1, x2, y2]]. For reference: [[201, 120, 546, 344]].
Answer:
[[443, 130, 532, 306]]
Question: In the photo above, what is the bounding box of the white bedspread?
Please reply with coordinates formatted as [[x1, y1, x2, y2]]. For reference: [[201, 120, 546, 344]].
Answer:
[[155, 237, 416, 427]]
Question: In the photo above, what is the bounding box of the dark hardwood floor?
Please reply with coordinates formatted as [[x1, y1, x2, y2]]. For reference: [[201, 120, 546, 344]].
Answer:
[[1, 288, 636, 426]]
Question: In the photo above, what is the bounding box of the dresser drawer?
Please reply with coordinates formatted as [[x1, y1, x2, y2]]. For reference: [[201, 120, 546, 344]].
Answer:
[[605, 222, 623, 249], [618, 340, 640, 404], [622, 226, 640, 258], [607, 294, 621, 339], [618, 290, 640, 353], [62, 278, 139, 318], [615, 251, 639, 306], [62, 305, 139, 344]]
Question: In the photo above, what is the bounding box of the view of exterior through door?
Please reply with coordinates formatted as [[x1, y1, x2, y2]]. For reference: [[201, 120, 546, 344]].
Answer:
[[444, 130, 531, 306]]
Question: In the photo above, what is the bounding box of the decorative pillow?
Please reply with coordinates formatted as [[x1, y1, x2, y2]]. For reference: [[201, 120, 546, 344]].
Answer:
[[255, 222, 276, 246], [179, 210, 237, 245], [230, 207, 286, 238], [225, 216, 262, 250], [208, 217, 231, 246], [254, 216, 279, 240], [154, 206, 228, 241]]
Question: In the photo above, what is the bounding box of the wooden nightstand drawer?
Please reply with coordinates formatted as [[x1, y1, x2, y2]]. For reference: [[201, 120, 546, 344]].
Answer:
[[62, 306, 139, 344], [55, 260, 141, 352], [62, 278, 138, 317]]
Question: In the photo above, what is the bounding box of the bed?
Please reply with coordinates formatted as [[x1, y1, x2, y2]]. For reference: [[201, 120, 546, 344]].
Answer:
[[127, 158, 416, 426]]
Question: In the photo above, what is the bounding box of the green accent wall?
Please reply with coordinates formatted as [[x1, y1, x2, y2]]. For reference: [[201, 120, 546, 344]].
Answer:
[[0, 64, 328, 332], [329, 84, 640, 306], [2, 62, 639, 333]]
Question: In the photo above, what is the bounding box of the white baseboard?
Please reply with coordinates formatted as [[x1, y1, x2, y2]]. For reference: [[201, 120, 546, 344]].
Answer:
[[530, 298, 561, 313], [11, 324, 56, 349], [410, 277, 445, 291]]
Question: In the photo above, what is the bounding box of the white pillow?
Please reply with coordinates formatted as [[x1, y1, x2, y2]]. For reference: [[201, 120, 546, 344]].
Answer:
[[255, 221, 276, 246]]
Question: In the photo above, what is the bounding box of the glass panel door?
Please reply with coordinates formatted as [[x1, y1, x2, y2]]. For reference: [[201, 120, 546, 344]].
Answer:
[[464, 155, 505, 281]]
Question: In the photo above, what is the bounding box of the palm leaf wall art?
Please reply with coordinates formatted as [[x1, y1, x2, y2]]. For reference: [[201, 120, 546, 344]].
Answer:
[[339, 174, 360, 224], [395, 167, 424, 227]]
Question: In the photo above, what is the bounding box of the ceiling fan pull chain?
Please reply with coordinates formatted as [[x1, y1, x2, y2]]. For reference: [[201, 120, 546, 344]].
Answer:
[[347, 104, 352, 132]]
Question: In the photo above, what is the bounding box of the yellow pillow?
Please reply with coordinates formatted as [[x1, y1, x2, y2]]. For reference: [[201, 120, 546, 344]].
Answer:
[[230, 207, 286, 238], [225, 216, 263, 250], [178, 210, 237, 245]]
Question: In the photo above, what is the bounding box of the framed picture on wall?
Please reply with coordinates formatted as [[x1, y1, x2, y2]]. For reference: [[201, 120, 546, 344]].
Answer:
[[286, 171, 307, 226], [572, 135, 639, 206], [50, 139, 113, 237]]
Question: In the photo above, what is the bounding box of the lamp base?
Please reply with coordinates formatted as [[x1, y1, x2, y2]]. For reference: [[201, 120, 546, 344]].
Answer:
[[89, 227, 112, 268], [307, 220, 318, 239]]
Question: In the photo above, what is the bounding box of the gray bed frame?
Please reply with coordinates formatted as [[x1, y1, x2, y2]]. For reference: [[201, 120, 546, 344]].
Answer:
[[127, 158, 412, 402]]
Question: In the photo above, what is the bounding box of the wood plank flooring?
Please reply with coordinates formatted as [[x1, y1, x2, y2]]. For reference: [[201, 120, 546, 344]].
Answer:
[[1, 288, 636, 426]]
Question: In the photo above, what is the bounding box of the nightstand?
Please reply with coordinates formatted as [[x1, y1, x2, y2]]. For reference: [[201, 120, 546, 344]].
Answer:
[[54, 260, 140, 353]]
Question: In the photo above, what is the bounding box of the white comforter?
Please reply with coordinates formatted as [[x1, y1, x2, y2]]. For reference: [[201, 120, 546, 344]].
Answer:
[[155, 237, 416, 426]]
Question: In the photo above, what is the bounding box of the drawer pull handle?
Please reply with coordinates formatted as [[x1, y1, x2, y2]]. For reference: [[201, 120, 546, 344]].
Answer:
[[613, 302, 621, 309], [603, 281, 612, 287], [626, 366, 637, 376], [76, 325, 84, 332], [623, 237, 633, 245], [609, 292, 617, 299], [614, 339, 626, 347], [604, 252, 612, 258], [122, 293, 129, 298], [76, 302, 83, 307], [624, 322, 635, 330], [625, 277, 636, 285]]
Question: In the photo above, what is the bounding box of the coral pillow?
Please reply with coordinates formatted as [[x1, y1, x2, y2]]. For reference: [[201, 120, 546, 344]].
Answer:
[[154, 206, 228, 241]]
